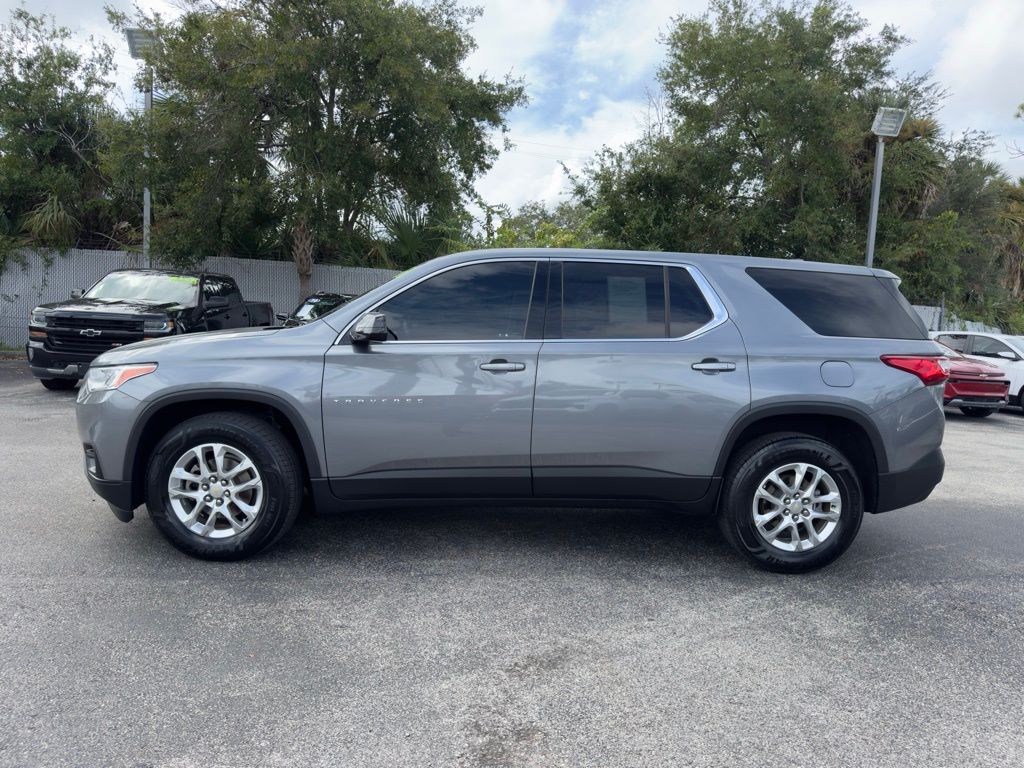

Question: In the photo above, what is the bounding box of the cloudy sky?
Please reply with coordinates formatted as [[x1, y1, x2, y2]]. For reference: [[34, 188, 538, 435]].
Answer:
[[7, 0, 1024, 213]]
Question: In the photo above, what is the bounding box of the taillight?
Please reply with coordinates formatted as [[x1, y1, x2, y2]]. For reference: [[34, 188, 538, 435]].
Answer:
[[881, 355, 950, 385]]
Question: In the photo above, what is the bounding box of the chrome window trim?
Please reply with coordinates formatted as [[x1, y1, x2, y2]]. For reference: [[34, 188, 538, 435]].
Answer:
[[335, 255, 729, 345]]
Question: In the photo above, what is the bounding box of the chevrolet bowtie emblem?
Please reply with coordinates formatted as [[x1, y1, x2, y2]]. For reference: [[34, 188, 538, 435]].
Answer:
[[79, 329, 102, 337]]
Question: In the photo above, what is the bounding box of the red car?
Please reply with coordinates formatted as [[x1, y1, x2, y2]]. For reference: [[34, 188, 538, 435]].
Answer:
[[937, 343, 1010, 417]]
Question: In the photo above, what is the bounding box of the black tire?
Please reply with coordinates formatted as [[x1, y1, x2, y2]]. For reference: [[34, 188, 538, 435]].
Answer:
[[40, 378, 77, 391], [718, 433, 864, 574], [145, 412, 302, 560], [959, 406, 993, 418]]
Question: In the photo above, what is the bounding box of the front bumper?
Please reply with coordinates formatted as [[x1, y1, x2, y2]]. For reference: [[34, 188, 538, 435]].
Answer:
[[874, 447, 944, 513], [86, 472, 135, 521], [26, 341, 92, 380], [77, 388, 146, 521]]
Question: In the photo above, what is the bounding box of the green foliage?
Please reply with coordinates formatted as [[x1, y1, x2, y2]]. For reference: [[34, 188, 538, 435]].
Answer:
[[491, 200, 608, 249], [0, 9, 124, 256], [571, 0, 1023, 327], [107, 0, 526, 267]]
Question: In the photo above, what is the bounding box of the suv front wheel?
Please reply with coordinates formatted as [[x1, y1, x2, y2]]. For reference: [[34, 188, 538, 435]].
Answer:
[[145, 412, 303, 560], [719, 434, 864, 573]]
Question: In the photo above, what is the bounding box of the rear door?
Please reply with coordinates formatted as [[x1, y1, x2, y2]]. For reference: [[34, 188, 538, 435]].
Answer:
[[531, 259, 750, 503]]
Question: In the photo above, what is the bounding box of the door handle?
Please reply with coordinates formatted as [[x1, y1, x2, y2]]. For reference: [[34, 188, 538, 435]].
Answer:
[[480, 359, 526, 373], [692, 358, 737, 374]]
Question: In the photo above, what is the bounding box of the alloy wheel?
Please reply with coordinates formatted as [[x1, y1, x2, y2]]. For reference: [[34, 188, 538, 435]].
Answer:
[[751, 462, 842, 553], [167, 442, 264, 539]]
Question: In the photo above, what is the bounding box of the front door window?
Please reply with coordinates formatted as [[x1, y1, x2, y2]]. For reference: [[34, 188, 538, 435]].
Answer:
[[377, 261, 537, 341], [971, 336, 1015, 360]]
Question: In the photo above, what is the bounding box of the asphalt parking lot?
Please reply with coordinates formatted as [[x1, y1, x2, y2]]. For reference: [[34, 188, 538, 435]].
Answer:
[[0, 360, 1022, 768]]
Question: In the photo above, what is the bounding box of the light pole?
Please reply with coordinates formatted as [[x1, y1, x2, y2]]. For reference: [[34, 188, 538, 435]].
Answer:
[[125, 29, 155, 263], [865, 107, 907, 268]]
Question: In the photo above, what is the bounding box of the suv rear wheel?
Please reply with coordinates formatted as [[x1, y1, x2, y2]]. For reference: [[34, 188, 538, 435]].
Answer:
[[145, 412, 302, 560], [719, 434, 864, 573]]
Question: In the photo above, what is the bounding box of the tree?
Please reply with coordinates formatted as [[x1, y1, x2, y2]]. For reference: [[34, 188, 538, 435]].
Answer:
[[491, 200, 607, 249], [110, 0, 525, 288], [577, 0, 925, 259], [573, 0, 1021, 329], [0, 9, 128, 268]]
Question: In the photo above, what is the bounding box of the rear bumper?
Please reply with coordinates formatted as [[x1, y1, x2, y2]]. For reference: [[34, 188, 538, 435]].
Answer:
[[943, 378, 1009, 406], [944, 397, 1008, 410], [874, 447, 944, 514]]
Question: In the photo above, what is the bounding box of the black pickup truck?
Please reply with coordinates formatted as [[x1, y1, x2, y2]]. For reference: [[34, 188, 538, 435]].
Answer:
[[27, 269, 274, 390]]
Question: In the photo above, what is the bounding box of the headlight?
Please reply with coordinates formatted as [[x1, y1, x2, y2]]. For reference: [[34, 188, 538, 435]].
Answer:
[[30, 308, 50, 327], [82, 363, 158, 393], [144, 317, 174, 332]]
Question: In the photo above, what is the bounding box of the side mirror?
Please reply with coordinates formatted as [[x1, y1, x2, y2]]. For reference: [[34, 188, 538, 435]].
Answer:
[[204, 295, 229, 310], [275, 312, 289, 322], [350, 312, 388, 344], [997, 350, 1017, 361], [70, 289, 84, 299]]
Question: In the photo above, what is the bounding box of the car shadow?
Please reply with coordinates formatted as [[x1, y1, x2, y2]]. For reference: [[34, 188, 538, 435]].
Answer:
[[278, 503, 733, 573], [943, 407, 1024, 427]]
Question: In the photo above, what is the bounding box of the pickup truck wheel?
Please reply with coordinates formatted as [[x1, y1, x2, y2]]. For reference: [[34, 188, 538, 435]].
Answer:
[[145, 412, 302, 560], [718, 433, 863, 574], [40, 378, 76, 391], [959, 406, 993, 418]]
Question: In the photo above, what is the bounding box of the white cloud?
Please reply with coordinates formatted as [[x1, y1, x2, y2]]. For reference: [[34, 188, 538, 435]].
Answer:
[[932, 2, 1024, 109], [464, 0, 567, 84], [571, 0, 703, 86], [476, 96, 649, 211], [852, 0, 1024, 178]]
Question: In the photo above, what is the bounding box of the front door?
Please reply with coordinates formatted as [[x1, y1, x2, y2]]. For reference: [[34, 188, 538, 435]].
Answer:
[[531, 259, 750, 503], [200, 276, 240, 330], [322, 259, 546, 499]]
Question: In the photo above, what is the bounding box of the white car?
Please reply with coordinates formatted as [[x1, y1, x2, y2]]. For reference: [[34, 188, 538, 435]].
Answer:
[[933, 332, 1024, 410]]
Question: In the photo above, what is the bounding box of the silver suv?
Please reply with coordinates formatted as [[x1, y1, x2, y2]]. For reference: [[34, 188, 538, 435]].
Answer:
[[76, 249, 947, 572]]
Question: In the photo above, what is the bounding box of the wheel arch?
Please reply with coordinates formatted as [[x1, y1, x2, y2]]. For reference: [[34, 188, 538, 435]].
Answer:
[[124, 390, 322, 510], [716, 403, 887, 513]]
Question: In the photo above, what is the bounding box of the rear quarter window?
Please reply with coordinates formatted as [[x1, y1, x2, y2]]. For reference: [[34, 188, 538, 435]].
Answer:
[[746, 267, 927, 340]]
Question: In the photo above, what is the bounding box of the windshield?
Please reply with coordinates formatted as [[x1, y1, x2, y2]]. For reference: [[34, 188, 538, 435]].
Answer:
[[1006, 337, 1024, 353], [85, 273, 199, 306], [293, 295, 348, 321]]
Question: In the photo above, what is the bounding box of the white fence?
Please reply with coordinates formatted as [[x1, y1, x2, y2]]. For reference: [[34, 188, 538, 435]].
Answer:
[[0, 249, 398, 348], [912, 305, 1001, 333]]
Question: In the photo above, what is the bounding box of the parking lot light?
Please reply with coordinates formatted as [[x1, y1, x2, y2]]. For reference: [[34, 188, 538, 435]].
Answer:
[[125, 29, 155, 264], [865, 107, 907, 269]]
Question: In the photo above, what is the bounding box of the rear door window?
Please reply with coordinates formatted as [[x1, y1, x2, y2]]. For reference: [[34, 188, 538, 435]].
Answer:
[[746, 268, 927, 340], [561, 262, 666, 339], [668, 267, 714, 336], [937, 334, 968, 352]]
